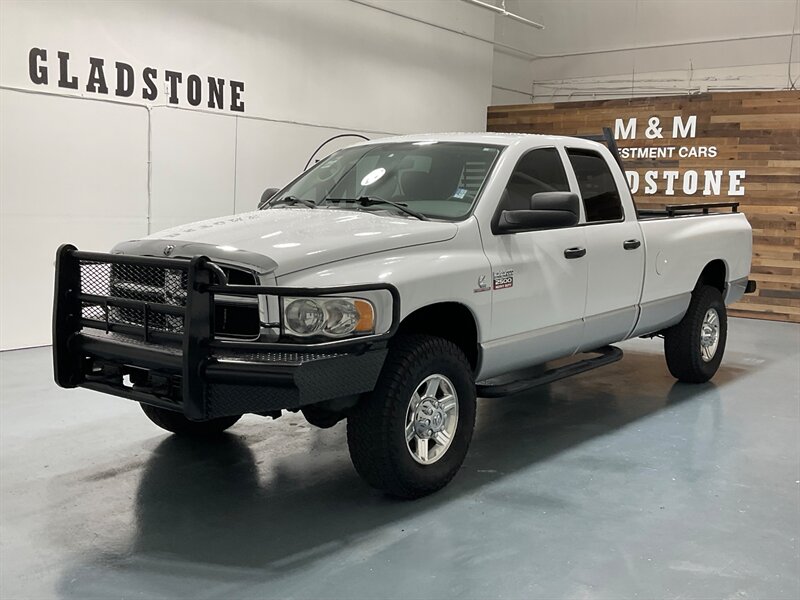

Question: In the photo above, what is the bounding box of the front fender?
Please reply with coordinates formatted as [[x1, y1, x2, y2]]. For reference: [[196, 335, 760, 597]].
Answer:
[[276, 221, 492, 343]]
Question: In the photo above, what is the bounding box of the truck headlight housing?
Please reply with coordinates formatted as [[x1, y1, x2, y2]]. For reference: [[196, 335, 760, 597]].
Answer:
[[282, 297, 376, 338]]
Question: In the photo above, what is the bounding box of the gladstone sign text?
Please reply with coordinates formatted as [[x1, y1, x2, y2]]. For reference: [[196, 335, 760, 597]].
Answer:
[[27, 47, 246, 113]]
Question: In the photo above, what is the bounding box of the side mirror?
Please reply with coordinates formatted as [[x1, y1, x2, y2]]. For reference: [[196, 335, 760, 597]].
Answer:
[[258, 187, 280, 209], [496, 192, 580, 234], [530, 191, 581, 214]]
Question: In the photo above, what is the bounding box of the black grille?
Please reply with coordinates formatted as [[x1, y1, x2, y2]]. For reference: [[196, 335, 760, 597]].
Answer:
[[80, 301, 182, 334], [78, 259, 189, 334], [214, 266, 260, 338], [110, 263, 189, 305], [78, 258, 260, 338]]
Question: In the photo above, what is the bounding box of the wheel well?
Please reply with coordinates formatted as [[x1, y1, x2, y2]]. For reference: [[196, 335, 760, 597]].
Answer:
[[397, 303, 479, 371], [697, 259, 726, 292]]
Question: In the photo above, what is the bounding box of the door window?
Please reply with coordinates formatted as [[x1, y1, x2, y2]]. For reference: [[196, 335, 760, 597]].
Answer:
[[503, 147, 570, 211], [566, 149, 623, 222]]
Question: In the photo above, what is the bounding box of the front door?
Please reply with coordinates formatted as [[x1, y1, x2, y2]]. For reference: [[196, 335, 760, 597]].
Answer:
[[479, 147, 588, 379]]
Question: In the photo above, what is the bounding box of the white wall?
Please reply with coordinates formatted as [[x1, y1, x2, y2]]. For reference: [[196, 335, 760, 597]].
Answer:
[[0, 0, 494, 349], [491, 0, 800, 104]]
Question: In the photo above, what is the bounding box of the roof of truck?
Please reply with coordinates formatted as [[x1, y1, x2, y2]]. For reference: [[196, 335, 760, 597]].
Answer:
[[358, 131, 605, 150]]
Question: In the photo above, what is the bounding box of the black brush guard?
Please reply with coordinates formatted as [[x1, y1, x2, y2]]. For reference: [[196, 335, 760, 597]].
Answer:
[[53, 245, 400, 421]]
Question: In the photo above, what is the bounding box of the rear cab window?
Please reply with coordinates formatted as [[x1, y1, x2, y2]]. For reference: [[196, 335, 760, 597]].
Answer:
[[566, 149, 624, 223]]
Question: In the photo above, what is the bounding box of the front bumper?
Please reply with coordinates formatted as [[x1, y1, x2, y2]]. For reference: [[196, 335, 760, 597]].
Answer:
[[53, 245, 398, 420]]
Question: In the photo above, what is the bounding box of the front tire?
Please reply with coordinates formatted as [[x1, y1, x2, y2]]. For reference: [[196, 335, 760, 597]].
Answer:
[[664, 285, 727, 383], [140, 404, 241, 436], [346, 334, 476, 499]]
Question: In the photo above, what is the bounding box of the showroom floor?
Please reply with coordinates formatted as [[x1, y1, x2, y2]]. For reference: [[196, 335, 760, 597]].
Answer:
[[1, 317, 798, 599]]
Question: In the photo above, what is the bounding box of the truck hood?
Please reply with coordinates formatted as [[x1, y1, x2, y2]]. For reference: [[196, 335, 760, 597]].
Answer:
[[121, 208, 458, 276]]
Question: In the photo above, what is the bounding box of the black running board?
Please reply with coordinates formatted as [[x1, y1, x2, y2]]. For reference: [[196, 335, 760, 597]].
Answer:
[[476, 346, 623, 398]]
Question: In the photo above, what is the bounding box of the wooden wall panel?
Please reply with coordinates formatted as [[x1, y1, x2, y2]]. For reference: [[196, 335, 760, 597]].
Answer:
[[487, 91, 800, 323]]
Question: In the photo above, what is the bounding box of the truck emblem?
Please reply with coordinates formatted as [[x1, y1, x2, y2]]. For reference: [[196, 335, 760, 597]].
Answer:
[[474, 274, 491, 293], [493, 269, 514, 290], [163, 244, 175, 256]]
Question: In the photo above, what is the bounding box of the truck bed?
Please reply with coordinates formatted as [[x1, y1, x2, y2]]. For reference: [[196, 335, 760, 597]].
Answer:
[[637, 201, 740, 220]]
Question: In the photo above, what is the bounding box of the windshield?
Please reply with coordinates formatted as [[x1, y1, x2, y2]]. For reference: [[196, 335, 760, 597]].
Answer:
[[264, 141, 503, 220]]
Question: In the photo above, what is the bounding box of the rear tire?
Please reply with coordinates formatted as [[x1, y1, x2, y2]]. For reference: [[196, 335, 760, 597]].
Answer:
[[140, 404, 241, 436], [664, 285, 727, 383], [346, 334, 476, 499]]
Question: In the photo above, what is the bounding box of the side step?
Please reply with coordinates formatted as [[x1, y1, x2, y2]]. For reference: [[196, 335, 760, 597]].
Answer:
[[476, 345, 623, 398]]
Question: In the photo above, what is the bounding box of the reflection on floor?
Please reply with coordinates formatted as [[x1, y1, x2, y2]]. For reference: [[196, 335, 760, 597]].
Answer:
[[1, 317, 798, 599]]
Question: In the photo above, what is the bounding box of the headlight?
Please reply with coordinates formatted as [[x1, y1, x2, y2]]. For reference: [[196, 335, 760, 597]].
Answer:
[[284, 298, 325, 335], [282, 297, 375, 338]]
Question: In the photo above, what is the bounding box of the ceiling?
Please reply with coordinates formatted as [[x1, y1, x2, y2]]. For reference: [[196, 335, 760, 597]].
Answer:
[[492, 0, 798, 59]]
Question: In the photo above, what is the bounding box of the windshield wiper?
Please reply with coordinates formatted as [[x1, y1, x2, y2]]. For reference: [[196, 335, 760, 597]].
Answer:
[[323, 196, 429, 221], [270, 196, 317, 209]]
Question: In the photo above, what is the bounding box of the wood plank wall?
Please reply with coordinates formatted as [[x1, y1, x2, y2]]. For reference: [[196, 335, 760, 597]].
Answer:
[[487, 91, 800, 323]]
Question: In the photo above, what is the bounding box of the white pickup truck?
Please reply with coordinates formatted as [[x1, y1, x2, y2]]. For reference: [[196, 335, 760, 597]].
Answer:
[[53, 132, 754, 498]]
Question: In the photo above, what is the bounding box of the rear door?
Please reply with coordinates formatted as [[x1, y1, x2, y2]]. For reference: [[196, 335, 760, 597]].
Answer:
[[479, 147, 588, 378], [564, 148, 645, 350]]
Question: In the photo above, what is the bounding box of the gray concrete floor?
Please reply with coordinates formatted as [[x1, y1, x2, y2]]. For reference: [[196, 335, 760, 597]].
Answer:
[[1, 317, 798, 600]]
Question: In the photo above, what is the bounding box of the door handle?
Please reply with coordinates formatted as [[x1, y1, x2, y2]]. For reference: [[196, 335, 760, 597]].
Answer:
[[564, 247, 586, 259], [623, 239, 641, 250]]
